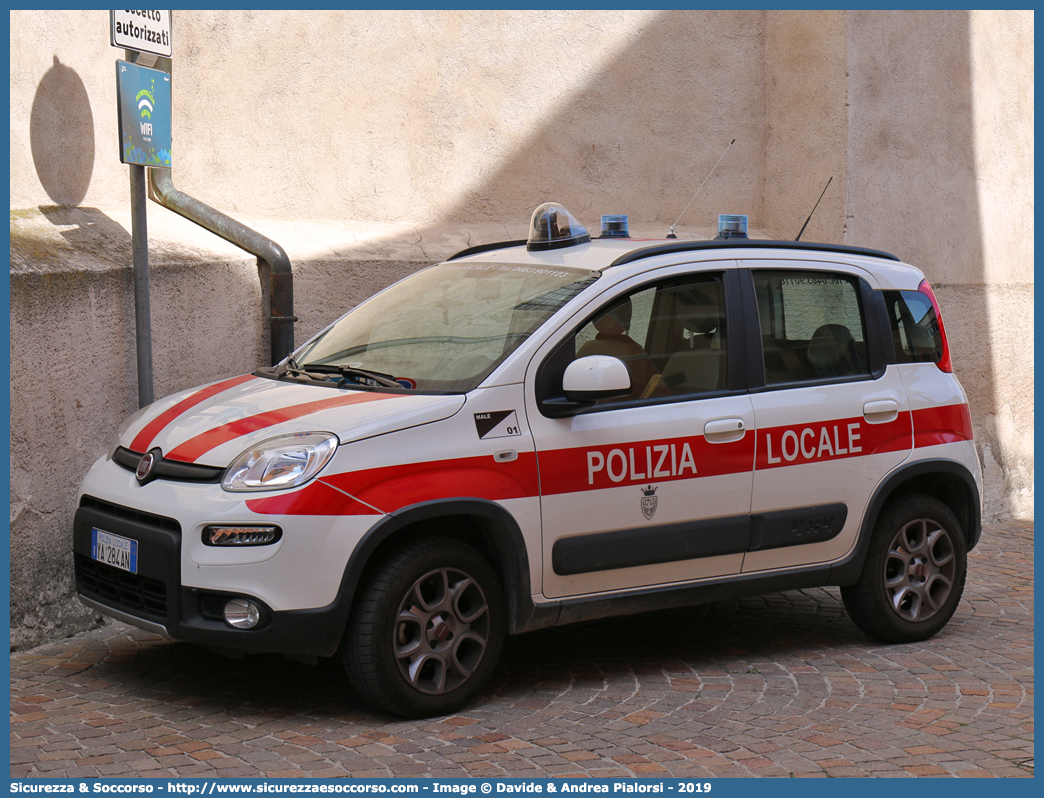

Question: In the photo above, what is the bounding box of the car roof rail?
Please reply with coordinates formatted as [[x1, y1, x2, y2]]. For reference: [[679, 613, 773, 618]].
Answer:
[[608, 238, 900, 268], [447, 239, 528, 261]]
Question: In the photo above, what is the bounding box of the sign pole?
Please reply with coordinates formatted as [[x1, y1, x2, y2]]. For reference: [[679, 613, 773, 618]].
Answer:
[[113, 11, 171, 408], [129, 159, 154, 408], [126, 48, 154, 408]]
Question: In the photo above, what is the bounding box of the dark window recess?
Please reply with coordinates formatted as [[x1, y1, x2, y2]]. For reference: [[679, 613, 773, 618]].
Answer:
[[79, 496, 181, 534], [199, 594, 230, 621], [75, 554, 168, 618], [113, 448, 225, 483]]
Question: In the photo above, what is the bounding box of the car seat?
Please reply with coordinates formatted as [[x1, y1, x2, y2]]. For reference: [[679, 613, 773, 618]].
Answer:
[[660, 285, 725, 393], [807, 323, 861, 378]]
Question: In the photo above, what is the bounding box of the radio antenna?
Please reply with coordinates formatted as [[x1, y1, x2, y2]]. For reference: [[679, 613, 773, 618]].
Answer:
[[667, 139, 735, 238], [794, 176, 833, 241]]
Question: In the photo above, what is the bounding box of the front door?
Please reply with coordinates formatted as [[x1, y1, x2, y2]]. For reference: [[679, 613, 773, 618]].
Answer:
[[526, 264, 757, 599]]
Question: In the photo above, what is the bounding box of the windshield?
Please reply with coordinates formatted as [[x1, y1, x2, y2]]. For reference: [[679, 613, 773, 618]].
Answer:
[[296, 261, 599, 392]]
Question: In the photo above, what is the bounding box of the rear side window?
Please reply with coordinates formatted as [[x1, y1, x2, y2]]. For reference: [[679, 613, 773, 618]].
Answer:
[[753, 270, 870, 385], [884, 290, 944, 364]]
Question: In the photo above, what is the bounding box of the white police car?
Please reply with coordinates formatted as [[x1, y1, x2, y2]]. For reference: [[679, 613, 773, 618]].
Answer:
[[75, 204, 982, 717]]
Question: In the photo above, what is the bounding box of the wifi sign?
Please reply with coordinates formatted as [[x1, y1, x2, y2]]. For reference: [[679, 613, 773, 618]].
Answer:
[[136, 87, 154, 119], [136, 86, 154, 136], [116, 60, 171, 167]]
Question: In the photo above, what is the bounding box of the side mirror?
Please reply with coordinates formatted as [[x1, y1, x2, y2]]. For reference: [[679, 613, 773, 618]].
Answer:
[[563, 355, 631, 401]]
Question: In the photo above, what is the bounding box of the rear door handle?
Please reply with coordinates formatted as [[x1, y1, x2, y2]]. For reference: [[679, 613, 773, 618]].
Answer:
[[863, 399, 899, 423], [705, 418, 746, 442]]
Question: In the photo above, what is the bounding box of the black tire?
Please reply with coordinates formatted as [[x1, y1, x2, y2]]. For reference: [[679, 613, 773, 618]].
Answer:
[[343, 536, 506, 718], [842, 494, 968, 643]]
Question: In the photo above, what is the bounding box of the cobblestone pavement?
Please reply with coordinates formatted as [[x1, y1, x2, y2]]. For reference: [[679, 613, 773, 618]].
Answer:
[[11, 520, 1033, 779]]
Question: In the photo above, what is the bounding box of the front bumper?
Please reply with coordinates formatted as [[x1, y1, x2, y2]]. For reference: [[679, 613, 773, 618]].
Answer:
[[72, 456, 369, 658], [73, 495, 351, 657]]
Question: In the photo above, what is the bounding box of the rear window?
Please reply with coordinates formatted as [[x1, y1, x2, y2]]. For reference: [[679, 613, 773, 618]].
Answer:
[[884, 290, 944, 364]]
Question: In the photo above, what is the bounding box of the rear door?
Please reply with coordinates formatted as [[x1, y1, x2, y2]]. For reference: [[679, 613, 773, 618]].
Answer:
[[741, 261, 913, 573]]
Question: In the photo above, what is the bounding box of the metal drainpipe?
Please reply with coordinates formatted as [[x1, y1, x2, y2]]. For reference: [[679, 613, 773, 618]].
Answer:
[[147, 168, 296, 366]]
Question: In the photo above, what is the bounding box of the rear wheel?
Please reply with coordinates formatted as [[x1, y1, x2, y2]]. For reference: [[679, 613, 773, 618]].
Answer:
[[343, 537, 505, 718], [842, 494, 967, 643]]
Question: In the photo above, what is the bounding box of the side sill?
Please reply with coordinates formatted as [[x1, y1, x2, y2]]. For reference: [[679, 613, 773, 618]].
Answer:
[[515, 562, 836, 634]]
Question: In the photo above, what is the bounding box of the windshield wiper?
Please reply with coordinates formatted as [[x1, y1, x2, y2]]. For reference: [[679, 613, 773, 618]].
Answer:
[[298, 363, 403, 389]]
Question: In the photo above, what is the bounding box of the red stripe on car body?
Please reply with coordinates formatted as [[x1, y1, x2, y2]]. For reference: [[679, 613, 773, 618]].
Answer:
[[911, 403, 973, 448], [755, 411, 912, 470], [166, 391, 397, 463], [246, 480, 378, 516], [245, 404, 972, 518], [130, 374, 257, 453], [246, 452, 540, 516], [538, 432, 755, 496]]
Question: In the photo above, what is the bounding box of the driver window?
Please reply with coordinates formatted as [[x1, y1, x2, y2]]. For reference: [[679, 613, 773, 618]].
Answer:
[[573, 273, 727, 405]]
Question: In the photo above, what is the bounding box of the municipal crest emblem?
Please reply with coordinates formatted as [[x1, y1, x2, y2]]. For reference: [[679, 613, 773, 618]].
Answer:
[[640, 485, 658, 520]]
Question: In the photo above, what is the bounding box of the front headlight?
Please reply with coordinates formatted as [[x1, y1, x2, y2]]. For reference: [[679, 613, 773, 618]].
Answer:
[[222, 432, 339, 492]]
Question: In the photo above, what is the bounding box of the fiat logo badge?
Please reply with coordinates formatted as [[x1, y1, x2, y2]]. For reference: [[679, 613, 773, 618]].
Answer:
[[136, 451, 156, 482]]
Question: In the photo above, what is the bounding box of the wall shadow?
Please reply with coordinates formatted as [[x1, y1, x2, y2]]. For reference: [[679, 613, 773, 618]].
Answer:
[[30, 55, 95, 206], [37, 205, 133, 262]]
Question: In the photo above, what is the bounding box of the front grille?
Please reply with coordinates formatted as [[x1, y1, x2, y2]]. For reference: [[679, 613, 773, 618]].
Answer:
[[79, 496, 180, 533], [112, 447, 225, 483], [75, 497, 181, 625], [75, 554, 168, 618]]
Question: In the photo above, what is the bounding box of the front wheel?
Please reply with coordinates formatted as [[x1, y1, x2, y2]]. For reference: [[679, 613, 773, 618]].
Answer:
[[842, 494, 968, 643], [343, 536, 506, 718]]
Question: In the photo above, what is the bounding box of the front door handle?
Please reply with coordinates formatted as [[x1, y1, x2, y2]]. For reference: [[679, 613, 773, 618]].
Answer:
[[705, 418, 746, 442]]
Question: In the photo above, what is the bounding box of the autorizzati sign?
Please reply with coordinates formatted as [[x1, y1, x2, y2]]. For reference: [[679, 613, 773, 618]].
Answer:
[[110, 10, 172, 58]]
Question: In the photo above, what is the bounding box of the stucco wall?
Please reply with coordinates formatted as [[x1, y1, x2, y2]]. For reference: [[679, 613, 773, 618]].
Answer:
[[844, 10, 1034, 518], [12, 10, 767, 228], [762, 10, 848, 243], [9, 9, 1033, 649]]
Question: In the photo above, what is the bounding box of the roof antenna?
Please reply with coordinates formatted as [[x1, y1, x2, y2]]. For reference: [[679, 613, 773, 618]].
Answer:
[[794, 176, 833, 241], [667, 139, 735, 239]]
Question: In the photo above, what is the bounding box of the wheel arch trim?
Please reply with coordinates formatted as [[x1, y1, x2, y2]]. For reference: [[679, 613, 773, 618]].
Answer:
[[340, 498, 545, 636], [831, 458, 982, 586]]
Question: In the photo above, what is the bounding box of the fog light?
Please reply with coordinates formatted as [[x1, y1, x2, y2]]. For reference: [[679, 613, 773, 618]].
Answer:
[[203, 525, 281, 546], [224, 598, 261, 629]]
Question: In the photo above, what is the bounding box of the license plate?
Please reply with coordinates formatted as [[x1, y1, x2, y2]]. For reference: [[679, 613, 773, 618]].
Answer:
[[91, 528, 138, 574]]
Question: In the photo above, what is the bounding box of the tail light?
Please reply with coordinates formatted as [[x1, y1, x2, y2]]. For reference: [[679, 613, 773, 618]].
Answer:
[[917, 279, 952, 373]]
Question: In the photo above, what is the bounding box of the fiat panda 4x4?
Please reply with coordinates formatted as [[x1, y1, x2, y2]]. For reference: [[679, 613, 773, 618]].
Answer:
[[74, 204, 982, 717]]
